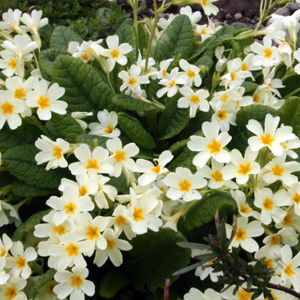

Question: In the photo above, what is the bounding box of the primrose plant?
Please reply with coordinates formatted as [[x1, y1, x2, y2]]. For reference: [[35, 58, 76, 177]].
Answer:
[[2, 0, 300, 299]]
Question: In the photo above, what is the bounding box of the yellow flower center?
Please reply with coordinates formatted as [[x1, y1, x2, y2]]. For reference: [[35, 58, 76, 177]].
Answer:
[[241, 63, 248, 71], [221, 94, 228, 102], [168, 80, 176, 89], [116, 215, 127, 226], [71, 275, 83, 288], [263, 258, 273, 269], [53, 146, 63, 159], [104, 125, 114, 135], [253, 94, 260, 103], [263, 198, 273, 211], [187, 70, 196, 78], [260, 133, 275, 146], [1, 102, 14, 115], [207, 139, 222, 154], [64, 202, 77, 214], [45, 283, 56, 295], [85, 226, 99, 241], [270, 235, 282, 245], [15, 256, 26, 269], [271, 165, 284, 177], [179, 179, 192, 192], [37, 95, 50, 109], [65, 243, 79, 256], [4, 287, 17, 300], [86, 159, 100, 170], [240, 204, 249, 214], [264, 48, 273, 59], [211, 170, 223, 182], [0, 247, 7, 257], [202, 28, 207, 35], [237, 163, 252, 175], [14, 88, 26, 100], [133, 207, 144, 222], [8, 59, 16, 70], [152, 164, 161, 174], [110, 49, 120, 59], [293, 193, 300, 204], [284, 213, 293, 226], [190, 95, 200, 104], [81, 53, 91, 62], [284, 264, 294, 277], [237, 289, 252, 300], [217, 110, 227, 121], [235, 227, 247, 241], [106, 239, 115, 250], [230, 72, 237, 81], [162, 69, 167, 77], [114, 150, 126, 162], [128, 77, 137, 86], [202, 0, 207, 6], [53, 224, 66, 236]]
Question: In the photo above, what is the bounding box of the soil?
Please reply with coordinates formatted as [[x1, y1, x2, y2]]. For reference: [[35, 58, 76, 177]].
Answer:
[[118, 0, 300, 28]]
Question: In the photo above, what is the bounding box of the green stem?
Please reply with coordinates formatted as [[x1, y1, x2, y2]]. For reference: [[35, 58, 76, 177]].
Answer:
[[133, 4, 139, 52], [285, 86, 300, 99]]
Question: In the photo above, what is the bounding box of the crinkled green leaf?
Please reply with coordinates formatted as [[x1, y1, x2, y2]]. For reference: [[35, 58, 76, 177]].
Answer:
[[11, 180, 56, 198], [195, 55, 214, 80], [111, 94, 157, 111], [241, 81, 258, 94], [168, 139, 189, 154], [118, 112, 156, 149], [75, 133, 108, 148], [28, 269, 56, 299], [178, 192, 237, 232], [154, 15, 193, 62], [0, 119, 41, 154], [168, 146, 197, 173], [108, 173, 129, 195], [275, 96, 300, 138], [52, 55, 119, 112], [50, 26, 83, 50], [229, 104, 276, 153], [12, 209, 51, 242], [51, 112, 84, 143], [278, 75, 300, 98], [158, 97, 190, 140], [39, 48, 69, 81], [125, 229, 190, 292], [99, 271, 129, 298], [3, 144, 65, 190]]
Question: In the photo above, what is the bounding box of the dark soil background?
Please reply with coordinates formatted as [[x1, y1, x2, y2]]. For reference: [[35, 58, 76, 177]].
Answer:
[[118, 0, 300, 28]]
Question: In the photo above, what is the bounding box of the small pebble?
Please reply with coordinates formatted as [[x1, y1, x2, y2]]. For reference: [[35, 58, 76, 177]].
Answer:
[[276, 7, 291, 16], [288, 3, 300, 12], [226, 13, 232, 19], [234, 13, 243, 20]]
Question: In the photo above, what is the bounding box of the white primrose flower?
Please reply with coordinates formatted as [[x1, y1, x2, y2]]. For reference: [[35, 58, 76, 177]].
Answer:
[[26, 79, 67, 120], [221, 284, 254, 300], [5, 241, 37, 279], [294, 48, 300, 74], [211, 101, 237, 132], [0, 200, 20, 227], [260, 67, 284, 98], [134, 150, 174, 186], [0, 234, 13, 261], [89, 109, 120, 138], [188, 120, 232, 168], [100, 35, 132, 71], [20, 10, 48, 35], [53, 266, 95, 300], [222, 147, 261, 185], [178, 87, 209, 118], [163, 167, 207, 202], [179, 59, 202, 87], [157, 67, 188, 98], [156, 58, 174, 80], [225, 216, 264, 253], [179, 6, 202, 28], [94, 228, 132, 267], [35, 135, 70, 170], [0, 9, 22, 33], [68, 144, 114, 176], [106, 138, 139, 178], [118, 64, 150, 96], [278, 42, 293, 68], [0, 51, 18, 78], [199, 0, 219, 16], [246, 114, 296, 156], [46, 185, 95, 226], [35, 280, 67, 300], [0, 90, 24, 130], [0, 277, 27, 300], [250, 36, 281, 67], [71, 111, 93, 130], [184, 287, 221, 300]]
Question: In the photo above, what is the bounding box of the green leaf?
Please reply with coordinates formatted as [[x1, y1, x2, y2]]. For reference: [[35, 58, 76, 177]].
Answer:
[[195, 55, 214, 80], [137, 22, 149, 53], [125, 229, 190, 292], [275, 96, 300, 138], [75, 133, 108, 148], [28, 269, 56, 299], [178, 192, 237, 232], [158, 97, 190, 140], [154, 15, 193, 62], [111, 94, 157, 111], [0, 119, 41, 154], [229, 105, 276, 153], [51, 112, 84, 143], [241, 81, 258, 94], [99, 271, 129, 298], [11, 180, 56, 198], [168, 139, 189, 154], [39, 48, 69, 81], [12, 209, 50, 242], [3, 144, 65, 190], [118, 112, 156, 149], [50, 26, 83, 50], [168, 146, 197, 173], [52, 55, 119, 112]]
